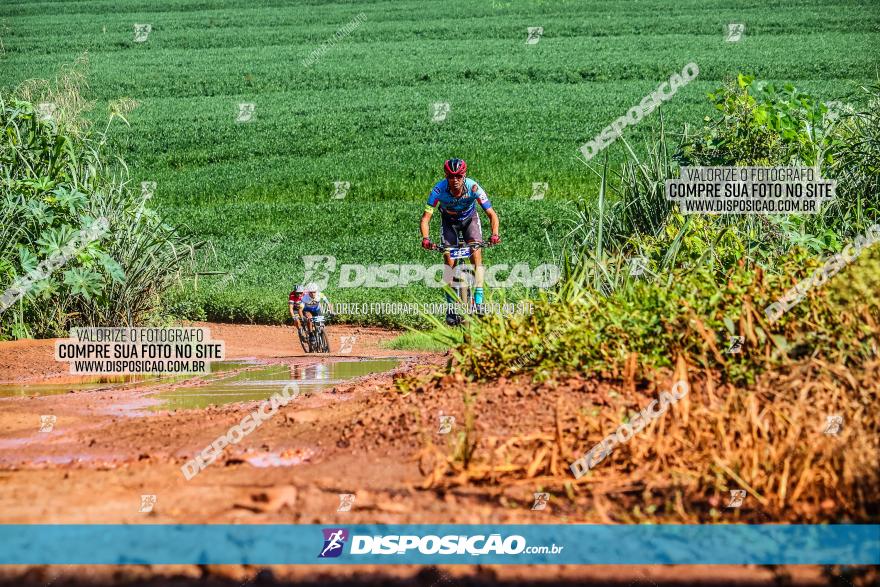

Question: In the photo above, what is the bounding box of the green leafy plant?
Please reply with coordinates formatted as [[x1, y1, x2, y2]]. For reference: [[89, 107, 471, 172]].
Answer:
[[0, 60, 199, 339], [676, 74, 834, 167], [442, 75, 880, 386]]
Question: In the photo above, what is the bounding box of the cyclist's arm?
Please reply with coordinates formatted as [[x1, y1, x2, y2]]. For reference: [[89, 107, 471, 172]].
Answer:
[[421, 189, 441, 239], [473, 182, 499, 238], [420, 208, 433, 239], [484, 206, 499, 238]]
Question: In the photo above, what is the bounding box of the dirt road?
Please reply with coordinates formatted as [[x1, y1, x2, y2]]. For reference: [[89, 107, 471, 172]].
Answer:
[[0, 323, 840, 585]]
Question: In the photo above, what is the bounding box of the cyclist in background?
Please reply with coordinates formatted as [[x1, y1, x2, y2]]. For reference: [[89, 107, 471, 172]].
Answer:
[[420, 158, 500, 324], [289, 284, 305, 327]]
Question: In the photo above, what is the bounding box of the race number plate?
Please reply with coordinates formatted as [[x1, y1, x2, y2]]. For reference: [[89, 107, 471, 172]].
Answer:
[[448, 247, 472, 260]]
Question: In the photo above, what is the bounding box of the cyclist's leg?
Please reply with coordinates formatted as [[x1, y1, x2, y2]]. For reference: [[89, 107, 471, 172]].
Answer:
[[461, 212, 485, 305], [438, 225, 461, 325], [471, 248, 484, 305], [440, 214, 458, 307], [439, 214, 458, 250], [303, 309, 314, 332]]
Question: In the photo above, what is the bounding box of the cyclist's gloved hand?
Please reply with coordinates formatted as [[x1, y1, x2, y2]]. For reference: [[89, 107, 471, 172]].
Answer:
[[422, 237, 434, 250], [490, 234, 501, 245]]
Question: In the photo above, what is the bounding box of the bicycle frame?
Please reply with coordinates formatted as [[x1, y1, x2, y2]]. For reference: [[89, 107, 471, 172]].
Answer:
[[432, 235, 495, 308], [294, 315, 329, 353], [311, 315, 330, 353]]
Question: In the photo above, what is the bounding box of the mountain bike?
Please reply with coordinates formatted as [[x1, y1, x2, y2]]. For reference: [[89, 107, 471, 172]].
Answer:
[[432, 235, 497, 325], [295, 315, 330, 353], [310, 315, 330, 353]]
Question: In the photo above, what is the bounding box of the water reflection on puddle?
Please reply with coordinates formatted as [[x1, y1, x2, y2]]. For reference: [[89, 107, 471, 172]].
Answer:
[[0, 375, 149, 398], [153, 359, 400, 410], [0, 360, 253, 399]]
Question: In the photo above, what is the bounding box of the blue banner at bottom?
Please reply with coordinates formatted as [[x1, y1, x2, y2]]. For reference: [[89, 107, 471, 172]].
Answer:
[[1, 524, 877, 565]]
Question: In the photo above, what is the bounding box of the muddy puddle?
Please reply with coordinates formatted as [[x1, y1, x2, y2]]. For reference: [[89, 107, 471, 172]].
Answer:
[[0, 361, 254, 399], [0, 375, 150, 398], [153, 359, 400, 410], [0, 358, 400, 411]]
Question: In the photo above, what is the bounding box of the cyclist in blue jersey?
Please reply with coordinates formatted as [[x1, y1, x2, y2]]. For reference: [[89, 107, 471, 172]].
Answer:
[[420, 158, 500, 324]]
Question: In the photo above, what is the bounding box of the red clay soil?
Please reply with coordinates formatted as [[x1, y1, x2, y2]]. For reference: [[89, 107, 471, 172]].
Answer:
[[0, 323, 857, 586]]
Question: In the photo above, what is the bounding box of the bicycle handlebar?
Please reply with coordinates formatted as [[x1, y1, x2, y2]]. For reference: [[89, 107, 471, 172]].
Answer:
[[431, 240, 496, 253], [294, 314, 332, 324]]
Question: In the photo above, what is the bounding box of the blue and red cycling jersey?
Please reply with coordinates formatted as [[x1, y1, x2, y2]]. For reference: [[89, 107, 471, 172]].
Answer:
[[426, 178, 492, 219]]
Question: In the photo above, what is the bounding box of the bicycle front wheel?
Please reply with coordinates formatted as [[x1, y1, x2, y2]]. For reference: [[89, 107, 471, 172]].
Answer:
[[318, 327, 330, 353], [454, 260, 472, 307]]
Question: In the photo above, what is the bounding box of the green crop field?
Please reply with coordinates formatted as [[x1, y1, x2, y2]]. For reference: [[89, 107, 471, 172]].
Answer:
[[1, 0, 878, 325]]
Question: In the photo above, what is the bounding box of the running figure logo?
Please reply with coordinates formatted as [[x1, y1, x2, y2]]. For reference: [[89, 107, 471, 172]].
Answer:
[[629, 256, 648, 277], [337, 493, 355, 512], [531, 182, 548, 201], [727, 335, 744, 354], [727, 489, 746, 508], [139, 494, 157, 513], [37, 102, 57, 121], [823, 101, 852, 125], [526, 27, 544, 44], [431, 102, 450, 123], [725, 23, 744, 42], [141, 181, 156, 200], [823, 415, 843, 436], [532, 492, 549, 510], [133, 23, 152, 43], [339, 336, 356, 354], [302, 255, 336, 290], [39, 415, 56, 432], [236, 103, 255, 123], [318, 528, 349, 558], [332, 181, 350, 200], [438, 415, 455, 434]]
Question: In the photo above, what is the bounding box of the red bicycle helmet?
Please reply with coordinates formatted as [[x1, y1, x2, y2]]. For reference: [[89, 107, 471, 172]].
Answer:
[[444, 158, 467, 177]]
